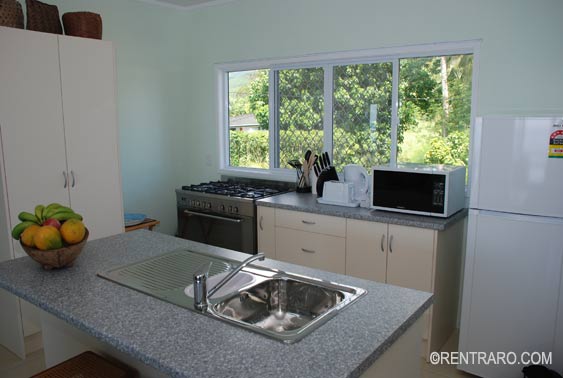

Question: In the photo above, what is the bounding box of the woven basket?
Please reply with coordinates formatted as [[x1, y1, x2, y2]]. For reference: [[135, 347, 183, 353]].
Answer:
[[0, 0, 24, 29], [20, 229, 89, 270], [62, 12, 102, 39], [26, 0, 62, 34]]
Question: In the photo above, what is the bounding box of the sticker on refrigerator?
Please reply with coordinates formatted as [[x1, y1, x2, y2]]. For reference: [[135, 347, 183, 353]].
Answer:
[[548, 126, 563, 158]]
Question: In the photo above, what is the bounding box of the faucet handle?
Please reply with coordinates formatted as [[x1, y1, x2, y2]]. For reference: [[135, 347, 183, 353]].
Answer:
[[193, 261, 212, 312]]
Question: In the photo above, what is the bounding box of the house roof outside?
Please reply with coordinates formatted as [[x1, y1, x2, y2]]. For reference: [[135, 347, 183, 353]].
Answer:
[[229, 114, 259, 128]]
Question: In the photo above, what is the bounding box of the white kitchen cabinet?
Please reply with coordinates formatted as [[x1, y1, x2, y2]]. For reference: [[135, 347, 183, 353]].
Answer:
[[386, 224, 434, 292], [257, 206, 276, 258], [0, 26, 123, 357], [346, 218, 464, 359], [346, 219, 387, 283]]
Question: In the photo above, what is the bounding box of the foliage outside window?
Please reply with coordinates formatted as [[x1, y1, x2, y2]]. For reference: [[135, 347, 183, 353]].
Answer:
[[226, 52, 473, 173]]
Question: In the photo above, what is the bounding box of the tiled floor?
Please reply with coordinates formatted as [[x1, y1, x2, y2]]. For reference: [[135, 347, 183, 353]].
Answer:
[[0, 331, 479, 378], [0, 333, 45, 378]]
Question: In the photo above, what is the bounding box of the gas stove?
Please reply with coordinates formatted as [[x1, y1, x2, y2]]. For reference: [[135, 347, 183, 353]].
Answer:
[[176, 179, 291, 254]]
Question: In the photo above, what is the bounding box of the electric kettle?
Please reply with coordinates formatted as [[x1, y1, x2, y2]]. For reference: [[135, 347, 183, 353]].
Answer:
[[343, 164, 370, 206]]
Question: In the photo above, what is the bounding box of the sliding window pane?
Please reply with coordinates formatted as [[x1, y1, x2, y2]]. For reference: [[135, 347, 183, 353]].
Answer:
[[228, 69, 269, 168], [398, 55, 473, 167], [278, 67, 324, 168], [332, 62, 393, 172]]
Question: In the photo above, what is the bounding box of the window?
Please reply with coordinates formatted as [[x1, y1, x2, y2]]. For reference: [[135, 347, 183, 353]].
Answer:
[[220, 42, 476, 177]]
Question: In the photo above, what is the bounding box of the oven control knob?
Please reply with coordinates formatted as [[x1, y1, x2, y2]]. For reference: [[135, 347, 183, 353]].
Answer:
[[206, 202, 212, 209], [220, 204, 225, 212], [233, 206, 239, 214], [228, 206, 232, 213], [189, 200, 195, 207], [196, 201, 200, 207]]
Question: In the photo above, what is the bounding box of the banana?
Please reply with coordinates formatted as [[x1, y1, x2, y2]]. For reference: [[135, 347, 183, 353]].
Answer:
[[18, 211, 39, 224], [51, 212, 83, 222], [34, 205, 45, 224], [11, 221, 36, 240], [44, 204, 72, 219]]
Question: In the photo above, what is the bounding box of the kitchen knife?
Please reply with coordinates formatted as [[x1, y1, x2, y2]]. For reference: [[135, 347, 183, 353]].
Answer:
[[314, 163, 320, 177], [323, 152, 330, 167], [319, 153, 326, 170]]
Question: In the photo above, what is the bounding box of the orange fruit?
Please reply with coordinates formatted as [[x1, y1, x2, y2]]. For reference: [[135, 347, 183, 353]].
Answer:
[[21, 224, 41, 247], [34, 226, 63, 251], [60, 219, 86, 245]]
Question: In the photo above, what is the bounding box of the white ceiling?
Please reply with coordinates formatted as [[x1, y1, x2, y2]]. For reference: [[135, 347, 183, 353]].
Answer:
[[139, 0, 237, 10]]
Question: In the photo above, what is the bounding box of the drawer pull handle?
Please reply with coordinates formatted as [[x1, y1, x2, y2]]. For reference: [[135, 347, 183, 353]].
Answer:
[[301, 248, 315, 254], [259, 216, 263, 231], [302, 220, 316, 225], [63, 171, 68, 188], [389, 235, 394, 253], [380, 234, 386, 252]]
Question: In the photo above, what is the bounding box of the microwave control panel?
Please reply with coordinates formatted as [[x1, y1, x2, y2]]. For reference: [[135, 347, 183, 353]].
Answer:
[[432, 181, 445, 207]]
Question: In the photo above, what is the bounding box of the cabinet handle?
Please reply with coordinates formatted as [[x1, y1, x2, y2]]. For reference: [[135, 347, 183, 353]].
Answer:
[[63, 171, 68, 188], [389, 235, 394, 253], [259, 215, 263, 231], [70, 170, 75, 188], [380, 234, 386, 252], [302, 220, 316, 225], [301, 248, 315, 254]]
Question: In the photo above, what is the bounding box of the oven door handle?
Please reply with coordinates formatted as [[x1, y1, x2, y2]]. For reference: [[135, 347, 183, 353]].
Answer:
[[183, 209, 243, 223]]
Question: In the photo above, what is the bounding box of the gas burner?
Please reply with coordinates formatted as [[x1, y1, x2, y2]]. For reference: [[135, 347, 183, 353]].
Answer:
[[181, 181, 285, 200]]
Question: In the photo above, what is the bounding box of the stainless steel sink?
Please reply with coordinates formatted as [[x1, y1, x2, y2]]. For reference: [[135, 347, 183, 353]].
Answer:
[[211, 275, 364, 343], [98, 249, 366, 343]]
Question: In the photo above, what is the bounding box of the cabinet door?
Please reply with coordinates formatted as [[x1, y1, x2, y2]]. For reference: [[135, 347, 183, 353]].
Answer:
[[275, 227, 345, 274], [386, 224, 435, 292], [58, 37, 124, 240], [257, 206, 276, 259], [346, 219, 387, 282], [0, 27, 71, 359], [0, 28, 70, 258]]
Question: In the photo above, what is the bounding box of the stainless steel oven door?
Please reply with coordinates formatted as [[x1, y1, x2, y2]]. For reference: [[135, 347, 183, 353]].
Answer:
[[177, 208, 256, 254]]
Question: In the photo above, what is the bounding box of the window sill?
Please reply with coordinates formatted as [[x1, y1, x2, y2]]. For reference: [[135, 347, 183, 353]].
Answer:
[[218, 167, 296, 183]]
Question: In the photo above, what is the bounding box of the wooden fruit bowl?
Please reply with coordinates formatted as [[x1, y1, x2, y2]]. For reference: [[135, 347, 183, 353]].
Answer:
[[20, 229, 89, 270]]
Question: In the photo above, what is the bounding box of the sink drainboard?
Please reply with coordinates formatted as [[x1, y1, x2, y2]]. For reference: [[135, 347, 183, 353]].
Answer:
[[98, 249, 233, 308]]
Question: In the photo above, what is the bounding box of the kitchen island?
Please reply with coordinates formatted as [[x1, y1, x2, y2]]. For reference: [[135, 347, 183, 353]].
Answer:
[[0, 230, 432, 377]]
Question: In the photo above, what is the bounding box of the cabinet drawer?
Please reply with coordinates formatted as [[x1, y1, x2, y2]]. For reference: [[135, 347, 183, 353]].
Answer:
[[275, 209, 346, 237], [275, 227, 345, 274]]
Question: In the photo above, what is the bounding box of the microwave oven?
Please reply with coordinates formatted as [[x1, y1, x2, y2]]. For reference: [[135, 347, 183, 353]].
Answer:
[[371, 164, 466, 217]]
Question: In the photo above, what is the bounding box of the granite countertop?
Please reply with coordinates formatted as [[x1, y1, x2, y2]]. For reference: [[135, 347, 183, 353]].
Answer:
[[0, 231, 432, 378], [258, 192, 467, 231]]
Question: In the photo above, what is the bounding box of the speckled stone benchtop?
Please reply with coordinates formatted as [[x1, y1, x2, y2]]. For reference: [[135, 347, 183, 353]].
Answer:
[[0, 231, 432, 378], [258, 192, 467, 231]]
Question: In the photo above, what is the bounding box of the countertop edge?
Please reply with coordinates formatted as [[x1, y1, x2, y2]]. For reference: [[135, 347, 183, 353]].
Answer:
[[349, 295, 433, 378]]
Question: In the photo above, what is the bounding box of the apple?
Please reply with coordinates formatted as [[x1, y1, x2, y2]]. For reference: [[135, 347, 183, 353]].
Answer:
[[43, 218, 61, 229]]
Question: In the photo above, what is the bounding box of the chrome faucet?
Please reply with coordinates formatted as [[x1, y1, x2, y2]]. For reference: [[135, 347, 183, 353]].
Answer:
[[193, 253, 265, 312]]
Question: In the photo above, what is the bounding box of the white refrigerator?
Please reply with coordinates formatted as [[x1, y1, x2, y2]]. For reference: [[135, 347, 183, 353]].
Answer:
[[459, 116, 563, 378]]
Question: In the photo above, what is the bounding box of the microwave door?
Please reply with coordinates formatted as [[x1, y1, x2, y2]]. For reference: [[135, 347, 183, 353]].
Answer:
[[373, 171, 444, 214]]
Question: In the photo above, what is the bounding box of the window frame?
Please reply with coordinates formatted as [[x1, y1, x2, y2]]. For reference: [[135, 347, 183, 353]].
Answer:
[[216, 40, 480, 183]]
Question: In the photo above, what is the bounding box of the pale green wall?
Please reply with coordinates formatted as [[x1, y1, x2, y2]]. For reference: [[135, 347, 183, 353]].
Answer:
[[32, 0, 563, 235], [177, 0, 563, 185], [47, 0, 188, 235]]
